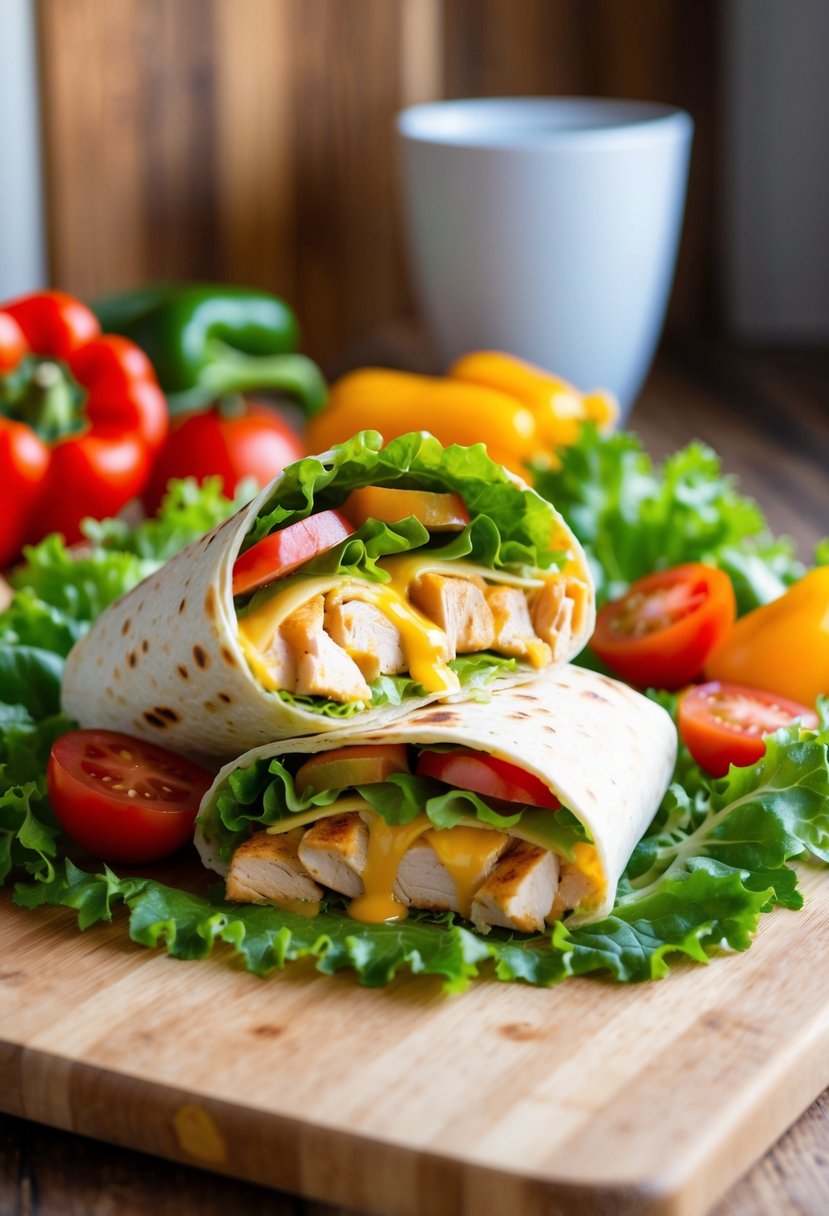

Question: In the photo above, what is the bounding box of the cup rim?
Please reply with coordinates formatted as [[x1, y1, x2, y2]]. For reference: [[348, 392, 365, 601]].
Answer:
[[397, 96, 693, 150]]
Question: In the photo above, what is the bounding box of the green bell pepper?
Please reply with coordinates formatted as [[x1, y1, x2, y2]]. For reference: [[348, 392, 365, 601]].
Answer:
[[93, 283, 327, 416]]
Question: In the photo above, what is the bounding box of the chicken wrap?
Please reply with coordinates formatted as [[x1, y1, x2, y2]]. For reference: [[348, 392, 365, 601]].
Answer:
[[195, 666, 677, 932], [62, 431, 594, 761]]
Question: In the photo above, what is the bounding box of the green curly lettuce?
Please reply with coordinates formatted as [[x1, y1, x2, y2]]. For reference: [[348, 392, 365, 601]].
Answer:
[[533, 424, 812, 614]]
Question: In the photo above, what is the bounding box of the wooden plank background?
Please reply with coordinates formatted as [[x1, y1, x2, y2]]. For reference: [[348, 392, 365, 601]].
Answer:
[[36, 0, 718, 372]]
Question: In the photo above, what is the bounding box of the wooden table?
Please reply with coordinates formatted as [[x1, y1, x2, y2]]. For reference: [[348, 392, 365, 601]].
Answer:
[[1, 339, 828, 1216]]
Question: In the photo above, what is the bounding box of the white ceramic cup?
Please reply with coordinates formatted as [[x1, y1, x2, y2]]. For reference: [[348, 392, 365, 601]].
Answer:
[[397, 97, 693, 417]]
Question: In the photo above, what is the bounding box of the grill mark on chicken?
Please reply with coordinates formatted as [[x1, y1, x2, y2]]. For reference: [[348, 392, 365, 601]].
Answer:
[[227, 813, 570, 934]]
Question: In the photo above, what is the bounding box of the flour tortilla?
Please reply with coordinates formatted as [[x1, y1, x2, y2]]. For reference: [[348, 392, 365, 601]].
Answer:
[[195, 665, 677, 922], [62, 440, 594, 764]]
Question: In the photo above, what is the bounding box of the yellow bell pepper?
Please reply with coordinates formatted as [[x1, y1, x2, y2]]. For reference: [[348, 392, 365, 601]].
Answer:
[[450, 351, 618, 451], [306, 353, 618, 473], [704, 567, 829, 706]]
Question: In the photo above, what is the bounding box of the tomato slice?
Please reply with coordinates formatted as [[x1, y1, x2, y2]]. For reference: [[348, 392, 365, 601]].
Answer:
[[678, 681, 819, 778], [232, 509, 355, 597], [416, 748, 560, 809], [341, 486, 470, 532], [295, 744, 410, 795], [47, 730, 213, 864], [591, 563, 736, 689]]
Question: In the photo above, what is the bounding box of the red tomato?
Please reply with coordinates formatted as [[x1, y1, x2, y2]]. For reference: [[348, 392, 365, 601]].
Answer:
[[591, 563, 736, 689], [232, 509, 355, 597], [416, 748, 560, 809], [47, 730, 213, 864], [142, 401, 306, 513], [678, 681, 819, 778], [0, 311, 28, 371]]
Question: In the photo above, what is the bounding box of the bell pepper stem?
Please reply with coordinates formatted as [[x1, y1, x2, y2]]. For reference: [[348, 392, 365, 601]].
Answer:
[[166, 342, 327, 417], [9, 360, 83, 441]]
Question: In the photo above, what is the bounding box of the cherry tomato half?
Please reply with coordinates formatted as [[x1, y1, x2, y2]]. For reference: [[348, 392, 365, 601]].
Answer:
[[678, 681, 819, 778], [47, 730, 213, 864], [591, 563, 737, 689], [416, 748, 560, 809], [232, 509, 355, 597]]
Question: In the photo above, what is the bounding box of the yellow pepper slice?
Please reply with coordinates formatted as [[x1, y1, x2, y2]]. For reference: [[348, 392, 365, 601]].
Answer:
[[704, 567, 829, 706], [450, 350, 619, 447], [306, 367, 538, 475]]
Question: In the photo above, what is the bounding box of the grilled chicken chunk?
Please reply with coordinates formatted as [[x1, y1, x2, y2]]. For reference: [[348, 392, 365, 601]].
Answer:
[[470, 840, 559, 934], [485, 585, 551, 662], [298, 813, 368, 898], [226, 829, 322, 904], [323, 598, 407, 682], [394, 831, 509, 914], [280, 595, 371, 702], [530, 580, 575, 663], [410, 573, 495, 654], [549, 858, 602, 921], [261, 629, 297, 690]]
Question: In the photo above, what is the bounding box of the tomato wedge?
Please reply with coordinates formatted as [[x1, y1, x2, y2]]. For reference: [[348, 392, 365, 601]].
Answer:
[[416, 748, 560, 809], [678, 681, 819, 777], [232, 509, 355, 597], [47, 730, 213, 863], [591, 563, 736, 689], [295, 744, 410, 795], [341, 485, 470, 532]]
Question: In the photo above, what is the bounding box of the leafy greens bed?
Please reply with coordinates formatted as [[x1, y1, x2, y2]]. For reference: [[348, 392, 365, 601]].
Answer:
[[2, 433, 828, 991]]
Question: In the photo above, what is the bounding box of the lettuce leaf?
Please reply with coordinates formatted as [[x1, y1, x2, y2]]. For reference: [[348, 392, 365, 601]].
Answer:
[[533, 425, 808, 613], [10, 477, 243, 627], [245, 430, 565, 572]]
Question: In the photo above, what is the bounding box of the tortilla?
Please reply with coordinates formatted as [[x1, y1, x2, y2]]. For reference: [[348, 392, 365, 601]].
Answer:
[[62, 433, 595, 763], [195, 665, 677, 924]]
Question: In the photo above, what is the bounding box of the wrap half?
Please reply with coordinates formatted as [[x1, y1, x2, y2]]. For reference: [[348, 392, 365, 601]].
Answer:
[[195, 666, 677, 930], [62, 431, 594, 761]]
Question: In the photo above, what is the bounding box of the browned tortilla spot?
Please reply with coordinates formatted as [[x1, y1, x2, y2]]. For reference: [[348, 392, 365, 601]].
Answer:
[[417, 710, 459, 724], [143, 712, 165, 728], [127, 652, 137, 668], [157, 707, 179, 723], [220, 646, 237, 667], [141, 639, 149, 654], [177, 665, 189, 680], [193, 645, 209, 668], [203, 700, 217, 713], [178, 598, 187, 614], [205, 587, 217, 619], [250, 1024, 284, 1040], [583, 690, 610, 704], [121, 619, 131, 636], [218, 692, 232, 704], [113, 668, 120, 681]]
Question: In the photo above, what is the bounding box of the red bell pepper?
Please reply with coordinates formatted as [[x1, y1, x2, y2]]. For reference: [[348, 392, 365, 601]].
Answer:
[[0, 290, 168, 564]]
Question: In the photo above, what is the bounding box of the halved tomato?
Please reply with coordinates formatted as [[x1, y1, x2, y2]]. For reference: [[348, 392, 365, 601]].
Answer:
[[416, 748, 560, 809], [232, 509, 355, 598], [47, 730, 213, 863], [678, 681, 819, 777], [591, 563, 736, 689]]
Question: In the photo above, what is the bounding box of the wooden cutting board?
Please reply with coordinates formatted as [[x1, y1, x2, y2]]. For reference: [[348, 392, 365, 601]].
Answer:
[[1, 864, 828, 1216]]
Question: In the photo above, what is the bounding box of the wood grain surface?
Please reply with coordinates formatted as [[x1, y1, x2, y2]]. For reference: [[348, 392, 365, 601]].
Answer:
[[1, 345, 828, 1215], [36, 0, 718, 366]]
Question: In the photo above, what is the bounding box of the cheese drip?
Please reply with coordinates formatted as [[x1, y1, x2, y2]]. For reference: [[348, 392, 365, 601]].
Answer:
[[423, 827, 509, 917], [348, 814, 432, 923], [238, 573, 458, 695]]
